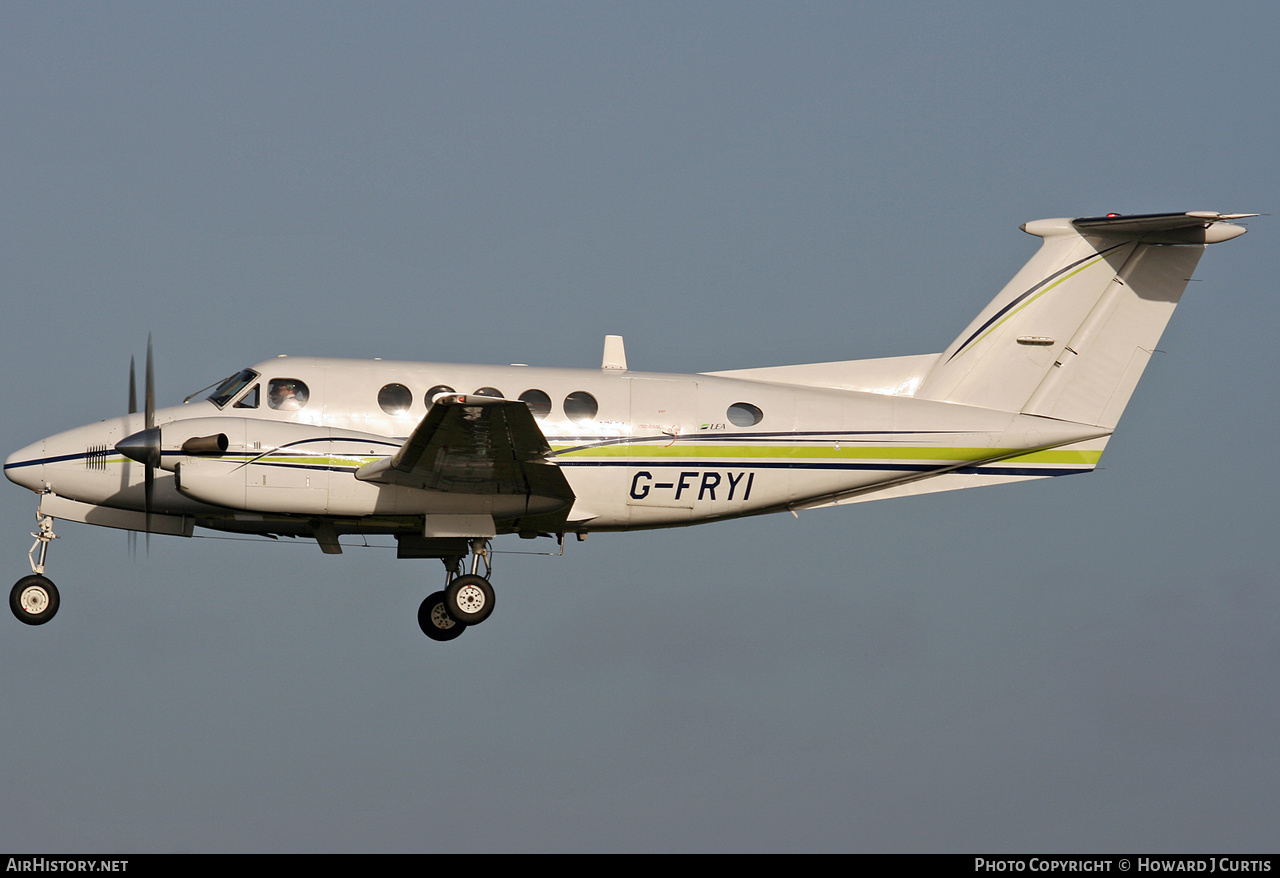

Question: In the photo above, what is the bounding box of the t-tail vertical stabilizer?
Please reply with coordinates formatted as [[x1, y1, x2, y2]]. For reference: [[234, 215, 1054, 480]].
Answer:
[[915, 212, 1252, 428]]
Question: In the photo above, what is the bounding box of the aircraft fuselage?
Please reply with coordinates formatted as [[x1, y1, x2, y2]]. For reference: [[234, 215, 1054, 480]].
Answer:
[[5, 355, 1106, 538]]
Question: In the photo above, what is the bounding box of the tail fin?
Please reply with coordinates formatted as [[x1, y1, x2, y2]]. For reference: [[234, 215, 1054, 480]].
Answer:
[[915, 212, 1251, 428]]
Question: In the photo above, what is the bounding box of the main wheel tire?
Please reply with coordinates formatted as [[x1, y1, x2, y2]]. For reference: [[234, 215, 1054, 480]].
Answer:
[[418, 591, 467, 642], [445, 574, 495, 625], [11, 575, 60, 626]]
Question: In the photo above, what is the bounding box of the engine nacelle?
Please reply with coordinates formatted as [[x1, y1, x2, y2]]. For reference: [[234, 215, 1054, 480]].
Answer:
[[166, 417, 398, 515]]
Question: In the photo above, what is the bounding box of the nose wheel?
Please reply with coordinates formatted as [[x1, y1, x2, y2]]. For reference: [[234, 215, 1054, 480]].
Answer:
[[11, 510, 61, 626], [11, 575, 60, 625]]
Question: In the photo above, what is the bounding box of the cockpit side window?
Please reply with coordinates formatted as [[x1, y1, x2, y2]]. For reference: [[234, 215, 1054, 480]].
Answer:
[[206, 370, 259, 408], [268, 378, 310, 411], [233, 384, 260, 409]]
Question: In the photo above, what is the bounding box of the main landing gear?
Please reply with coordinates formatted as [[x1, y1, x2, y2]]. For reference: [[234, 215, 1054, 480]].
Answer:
[[417, 538, 496, 642], [10, 511, 60, 626]]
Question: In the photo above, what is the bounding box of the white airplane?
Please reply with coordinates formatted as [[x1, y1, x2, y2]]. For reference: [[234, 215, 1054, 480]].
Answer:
[[4, 211, 1253, 640]]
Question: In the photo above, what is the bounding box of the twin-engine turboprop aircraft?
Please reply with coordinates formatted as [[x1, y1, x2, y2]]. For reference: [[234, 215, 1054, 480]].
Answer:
[[5, 211, 1253, 640]]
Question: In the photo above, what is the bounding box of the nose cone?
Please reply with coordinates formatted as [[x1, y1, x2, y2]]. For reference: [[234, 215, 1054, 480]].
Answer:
[[5, 438, 47, 493]]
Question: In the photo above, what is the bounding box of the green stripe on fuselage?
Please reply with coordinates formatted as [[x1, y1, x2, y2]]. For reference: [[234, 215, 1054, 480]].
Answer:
[[551, 444, 1102, 465]]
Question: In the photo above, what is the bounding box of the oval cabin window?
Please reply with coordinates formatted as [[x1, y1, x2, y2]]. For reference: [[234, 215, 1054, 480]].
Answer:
[[425, 385, 455, 408], [563, 391, 598, 423], [726, 402, 763, 427], [378, 383, 413, 415], [519, 389, 552, 419]]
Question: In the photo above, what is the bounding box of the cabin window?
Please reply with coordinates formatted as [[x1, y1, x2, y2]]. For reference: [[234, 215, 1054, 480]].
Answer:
[[233, 384, 260, 409], [378, 383, 413, 415], [563, 391, 598, 423], [425, 385, 455, 408], [519, 389, 552, 419], [727, 402, 763, 427], [473, 386, 503, 399], [268, 378, 310, 411]]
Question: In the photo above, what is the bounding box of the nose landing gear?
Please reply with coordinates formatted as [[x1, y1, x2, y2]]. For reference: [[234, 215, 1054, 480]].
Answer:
[[11, 510, 60, 625]]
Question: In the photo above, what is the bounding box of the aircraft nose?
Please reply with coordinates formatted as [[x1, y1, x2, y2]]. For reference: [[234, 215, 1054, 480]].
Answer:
[[5, 439, 47, 493]]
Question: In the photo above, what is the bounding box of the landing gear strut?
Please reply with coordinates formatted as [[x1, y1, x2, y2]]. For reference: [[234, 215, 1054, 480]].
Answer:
[[11, 511, 60, 625], [418, 538, 496, 641]]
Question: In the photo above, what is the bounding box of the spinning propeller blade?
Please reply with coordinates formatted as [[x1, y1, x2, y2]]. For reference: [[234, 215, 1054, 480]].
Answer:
[[127, 355, 138, 558], [128, 356, 137, 415], [144, 335, 154, 549], [114, 337, 160, 552], [145, 335, 154, 432]]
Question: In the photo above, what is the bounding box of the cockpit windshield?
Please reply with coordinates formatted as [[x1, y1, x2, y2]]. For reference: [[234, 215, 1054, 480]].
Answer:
[[204, 369, 259, 408]]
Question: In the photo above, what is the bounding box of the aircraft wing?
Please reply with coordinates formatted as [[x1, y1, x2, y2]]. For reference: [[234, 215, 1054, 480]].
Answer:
[[354, 394, 574, 506]]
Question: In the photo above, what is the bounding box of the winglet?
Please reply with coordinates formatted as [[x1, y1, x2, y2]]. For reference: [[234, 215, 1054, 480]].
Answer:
[[602, 335, 627, 371]]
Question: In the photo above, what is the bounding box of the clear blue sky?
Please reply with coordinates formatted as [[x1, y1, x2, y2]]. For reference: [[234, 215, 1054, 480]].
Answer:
[[2, 2, 1276, 852]]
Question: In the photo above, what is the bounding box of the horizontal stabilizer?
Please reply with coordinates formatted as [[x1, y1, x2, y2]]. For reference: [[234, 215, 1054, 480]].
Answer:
[[1071, 211, 1255, 243], [705, 353, 938, 396]]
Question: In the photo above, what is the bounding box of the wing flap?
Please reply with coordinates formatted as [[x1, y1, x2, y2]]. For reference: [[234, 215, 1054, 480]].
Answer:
[[355, 395, 574, 505]]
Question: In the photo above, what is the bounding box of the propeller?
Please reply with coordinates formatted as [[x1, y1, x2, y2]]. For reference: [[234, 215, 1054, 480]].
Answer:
[[127, 356, 137, 557], [116, 336, 159, 550], [128, 355, 137, 415]]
